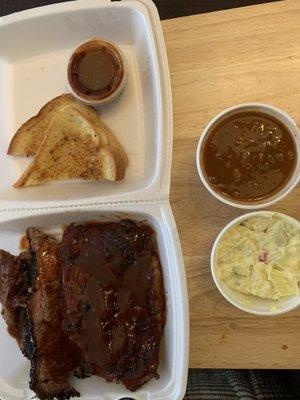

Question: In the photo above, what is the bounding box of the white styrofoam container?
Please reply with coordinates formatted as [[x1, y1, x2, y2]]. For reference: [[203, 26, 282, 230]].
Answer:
[[0, 1, 189, 400], [0, 0, 172, 209]]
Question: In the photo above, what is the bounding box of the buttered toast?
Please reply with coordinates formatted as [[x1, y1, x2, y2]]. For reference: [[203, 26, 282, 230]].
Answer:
[[8, 94, 108, 156], [13, 104, 128, 187]]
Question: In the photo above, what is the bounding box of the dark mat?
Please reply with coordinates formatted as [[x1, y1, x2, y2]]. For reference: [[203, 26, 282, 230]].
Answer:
[[0, 0, 283, 20]]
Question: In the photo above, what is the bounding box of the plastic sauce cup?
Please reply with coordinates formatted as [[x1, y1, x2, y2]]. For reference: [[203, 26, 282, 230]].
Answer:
[[67, 38, 128, 106]]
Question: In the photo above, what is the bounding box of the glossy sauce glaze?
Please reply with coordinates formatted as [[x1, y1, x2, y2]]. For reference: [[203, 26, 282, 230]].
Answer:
[[60, 220, 165, 389], [19, 234, 29, 250], [68, 40, 124, 101], [201, 112, 297, 201]]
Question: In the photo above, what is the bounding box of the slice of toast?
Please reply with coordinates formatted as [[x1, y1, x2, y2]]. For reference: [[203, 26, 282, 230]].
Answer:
[[7, 94, 104, 156], [13, 107, 128, 187]]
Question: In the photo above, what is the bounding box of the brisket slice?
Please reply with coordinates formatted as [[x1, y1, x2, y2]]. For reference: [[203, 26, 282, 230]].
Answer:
[[25, 228, 80, 400], [0, 250, 31, 344], [0, 230, 80, 400], [60, 219, 166, 391]]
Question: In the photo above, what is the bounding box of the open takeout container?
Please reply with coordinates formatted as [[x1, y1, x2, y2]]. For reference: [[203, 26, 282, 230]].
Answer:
[[0, 1, 189, 399]]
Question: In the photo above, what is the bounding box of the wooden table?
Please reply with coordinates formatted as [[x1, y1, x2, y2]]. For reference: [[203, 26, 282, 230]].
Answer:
[[163, 0, 300, 369]]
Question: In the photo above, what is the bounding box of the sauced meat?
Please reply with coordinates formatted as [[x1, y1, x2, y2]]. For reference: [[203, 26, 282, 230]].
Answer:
[[60, 219, 166, 391], [0, 250, 30, 344], [26, 228, 80, 400], [0, 230, 80, 400], [0, 220, 166, 397]]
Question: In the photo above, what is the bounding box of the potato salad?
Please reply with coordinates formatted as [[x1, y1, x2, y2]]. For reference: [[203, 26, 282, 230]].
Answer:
[[216, 214, 300, 300]]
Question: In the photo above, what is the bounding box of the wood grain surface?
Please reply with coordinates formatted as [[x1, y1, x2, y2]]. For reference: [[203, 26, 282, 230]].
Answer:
[[163, 0, 300, 368]]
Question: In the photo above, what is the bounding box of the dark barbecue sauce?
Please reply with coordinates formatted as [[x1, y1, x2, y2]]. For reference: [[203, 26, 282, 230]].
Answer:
[[60, 220, 165, 378], [68, 40, 124, 100], [201, 112, 297, 202], [19, 234, 29, 250]]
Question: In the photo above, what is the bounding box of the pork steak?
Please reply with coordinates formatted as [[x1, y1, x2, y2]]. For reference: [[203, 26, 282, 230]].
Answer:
[[60, 219, 166, 391]]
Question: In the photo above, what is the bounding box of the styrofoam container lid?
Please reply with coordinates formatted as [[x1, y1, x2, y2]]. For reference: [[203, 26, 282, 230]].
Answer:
[[0, 0, 173, 210]]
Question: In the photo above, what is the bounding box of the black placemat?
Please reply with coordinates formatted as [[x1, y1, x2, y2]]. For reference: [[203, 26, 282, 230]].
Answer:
[[0, 0, 282, 20]]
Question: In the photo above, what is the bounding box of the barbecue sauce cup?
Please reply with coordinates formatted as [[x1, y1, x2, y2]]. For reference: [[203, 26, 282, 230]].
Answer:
[[67, 38, 127, 106]]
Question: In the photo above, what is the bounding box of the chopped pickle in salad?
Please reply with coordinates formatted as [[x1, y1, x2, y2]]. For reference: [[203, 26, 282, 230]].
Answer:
[[216, 214, 300, 300]]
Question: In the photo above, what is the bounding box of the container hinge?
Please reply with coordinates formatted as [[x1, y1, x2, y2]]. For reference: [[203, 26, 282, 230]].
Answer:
[[0, 197, 169, 213]]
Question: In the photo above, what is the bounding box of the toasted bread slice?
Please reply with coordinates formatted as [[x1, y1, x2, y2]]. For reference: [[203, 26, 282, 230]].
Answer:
[[13, 107, 128, 187], [8, 94, 103, 156]]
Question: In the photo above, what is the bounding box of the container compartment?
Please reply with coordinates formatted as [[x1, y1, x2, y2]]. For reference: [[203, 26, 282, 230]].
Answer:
[[0, 202, 189, 400], [0, 0, 171, 208]]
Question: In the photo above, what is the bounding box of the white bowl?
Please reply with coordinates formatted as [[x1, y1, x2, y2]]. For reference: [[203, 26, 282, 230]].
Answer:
[[196, 103, 300, 209], [211, 211, 300, 316]]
